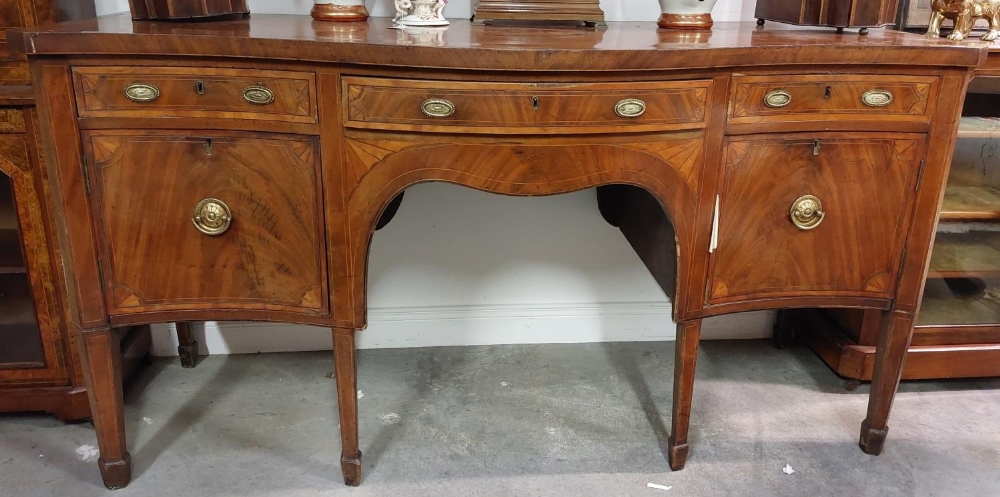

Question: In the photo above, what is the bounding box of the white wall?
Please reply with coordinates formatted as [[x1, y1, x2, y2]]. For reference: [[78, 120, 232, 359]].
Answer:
[[94, 0, 773, 355]]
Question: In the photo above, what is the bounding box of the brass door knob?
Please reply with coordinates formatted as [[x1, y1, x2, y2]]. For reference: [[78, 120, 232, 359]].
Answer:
[[763, 89, 791, 108], [615, 98, 646, 118], [421, 98, 456, 118], [192, 198, 232, 236], [243, 86, 275, 105], [789, 195, 825, 230], [861, 89, 893, 107], [124, 83, 160, 103]]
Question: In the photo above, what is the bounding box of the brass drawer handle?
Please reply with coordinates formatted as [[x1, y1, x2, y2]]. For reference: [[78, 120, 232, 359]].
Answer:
[[421, 98, 456, 118], [243, 86, 275, 105], [763, 89, 791, 108], [615, 98, 646, 118], [124, 83, 160, 103], [861, 89, 893, 107], [192, 198, 232, 236], [790, 195, 825, 230]]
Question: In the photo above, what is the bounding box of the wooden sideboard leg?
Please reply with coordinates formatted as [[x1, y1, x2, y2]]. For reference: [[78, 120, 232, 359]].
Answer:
[[668, 319, 702, 471], [333, 330, 362, 486], [859, 310, 914, 455], [79, 328, 132, 490], [176, 322, 199, 368]]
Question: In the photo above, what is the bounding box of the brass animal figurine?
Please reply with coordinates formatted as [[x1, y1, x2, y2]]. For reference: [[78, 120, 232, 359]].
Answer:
[[926, 0, 1000, 41]]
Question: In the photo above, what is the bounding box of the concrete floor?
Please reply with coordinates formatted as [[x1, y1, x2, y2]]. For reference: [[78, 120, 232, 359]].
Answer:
[[0, 340, 998, 497]]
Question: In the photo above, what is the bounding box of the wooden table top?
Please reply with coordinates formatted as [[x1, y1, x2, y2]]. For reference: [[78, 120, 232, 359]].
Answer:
[[10, 14, 987, 71]]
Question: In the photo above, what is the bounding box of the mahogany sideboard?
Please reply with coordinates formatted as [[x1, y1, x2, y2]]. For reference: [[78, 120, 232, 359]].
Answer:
[[10, 16, 984, 489], [0, 0, 151, 421]]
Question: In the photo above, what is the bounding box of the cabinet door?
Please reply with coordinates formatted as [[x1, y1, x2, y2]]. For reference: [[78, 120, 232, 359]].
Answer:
[[0, 131, 68, 384], [708, 134, 924, 304], [87, 131, 328, 317]]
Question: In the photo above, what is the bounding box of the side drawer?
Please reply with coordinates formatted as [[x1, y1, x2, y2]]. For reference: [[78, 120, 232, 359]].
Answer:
[[708, 133, 925, 304], [73, 67, 318, 123], [343, 77, 711, 133], [85, 131, 328, 316], [728, 75, 937, 125]]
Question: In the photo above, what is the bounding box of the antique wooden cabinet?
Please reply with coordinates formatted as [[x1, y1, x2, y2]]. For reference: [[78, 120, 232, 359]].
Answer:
[[779, 47, 1000, 384], [10, 16, 983, 489], [0, 0, 150, 421], [754, 0, 900, 33]]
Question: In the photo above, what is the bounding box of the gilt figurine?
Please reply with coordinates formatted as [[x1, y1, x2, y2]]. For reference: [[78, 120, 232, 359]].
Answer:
[[926, 0, 1000, 41]]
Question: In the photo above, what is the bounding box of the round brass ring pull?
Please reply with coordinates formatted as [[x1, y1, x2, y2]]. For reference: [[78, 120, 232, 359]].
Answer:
[[124, 83, 160, 103], [615, 98, 646, 118], [421, 98, 456, 118], [790, 195, 825, 230], [192, 198, 232, 236]]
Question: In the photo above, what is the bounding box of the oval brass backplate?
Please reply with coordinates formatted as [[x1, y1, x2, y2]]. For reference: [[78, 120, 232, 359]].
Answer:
[[421, 98, 456, 118], [192, 198, 233, 236], [789, 195, 825, 230], [124, 83, 160, 103], [243, 86, 275, 105], [615, 98, 646, 118], [763, 89, 791, 108], [861, 89, 893, 107]]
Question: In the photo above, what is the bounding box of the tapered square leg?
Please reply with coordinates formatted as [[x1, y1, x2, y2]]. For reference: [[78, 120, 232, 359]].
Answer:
[[669, 319, 702, 471], [79, 327, 132, 489], [175, 322, 199, 369], [859, 310, 913, 456], [333, 330, 362, 486]]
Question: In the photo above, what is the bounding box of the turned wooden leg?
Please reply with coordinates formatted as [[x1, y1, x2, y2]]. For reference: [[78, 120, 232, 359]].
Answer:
[[175, 322, 199, 369], [79, 327, 132, 489], [669, 319, 702, 471], [333, 330, 362, 486], [859, 310, 914, 455]]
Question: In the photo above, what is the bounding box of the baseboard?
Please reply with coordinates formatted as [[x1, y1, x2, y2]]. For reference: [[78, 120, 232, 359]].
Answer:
[[149, 303, 774, 356]]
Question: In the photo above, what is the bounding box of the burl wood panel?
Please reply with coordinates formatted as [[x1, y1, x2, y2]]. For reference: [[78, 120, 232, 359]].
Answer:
[[73, 67, 317, 123], [709, 134, 924, 303], [86, 131, 328, 316], [729, 75, 936, 126], [343, 78, 710, 134]]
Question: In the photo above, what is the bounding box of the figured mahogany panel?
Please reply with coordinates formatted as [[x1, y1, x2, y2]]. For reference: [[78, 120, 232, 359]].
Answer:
[[708, 134, 924, 304], [87, 131, 327, 316], [73, 67, 317, 123], [729, 75, 937, 126], [343, 77, 710, 134]]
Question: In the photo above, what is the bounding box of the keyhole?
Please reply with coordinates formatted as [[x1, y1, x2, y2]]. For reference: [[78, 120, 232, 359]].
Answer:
[[813, 139, 821, 156], [205, 138, 213, 156], [824, 86, 832, 99], [196, 81, 205, 95], [532, 96, 539, 110]]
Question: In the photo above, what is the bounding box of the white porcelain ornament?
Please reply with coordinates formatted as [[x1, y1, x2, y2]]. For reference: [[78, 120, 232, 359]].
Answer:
[[394, 0, 449, 27]]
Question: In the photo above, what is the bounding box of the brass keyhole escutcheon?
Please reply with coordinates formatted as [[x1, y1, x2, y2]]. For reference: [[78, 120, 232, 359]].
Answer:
[[790, 195, 825, 230], [192, 198, 232, 236]]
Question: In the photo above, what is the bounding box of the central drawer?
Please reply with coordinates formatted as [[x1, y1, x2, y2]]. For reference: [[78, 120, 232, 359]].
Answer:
[[85, 131, 328, 316], [343, 77, 711, 134]]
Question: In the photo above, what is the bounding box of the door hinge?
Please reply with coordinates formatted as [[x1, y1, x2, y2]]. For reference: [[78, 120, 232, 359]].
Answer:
[[709, 195, 720, 254], [82, 157, 92, 196], [915, 159, 926, 191]]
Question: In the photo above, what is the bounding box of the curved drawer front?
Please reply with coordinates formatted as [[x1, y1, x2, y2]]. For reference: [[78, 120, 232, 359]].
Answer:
[[708, 134, 925, 305], [86, 131, 328, 316], [73, 66, 318, 123], [343, 77, 711, 133], [728, 75, 936, 125]]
